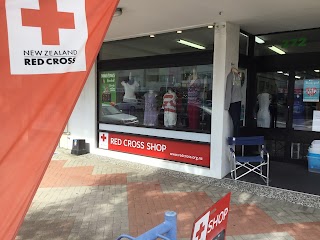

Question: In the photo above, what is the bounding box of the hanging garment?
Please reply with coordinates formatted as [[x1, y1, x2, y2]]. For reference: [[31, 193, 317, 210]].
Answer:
[[225, 71, 242, 136]]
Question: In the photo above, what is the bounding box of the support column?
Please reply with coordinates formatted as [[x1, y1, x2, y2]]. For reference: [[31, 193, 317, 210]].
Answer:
[[210, 22, 240, 178]]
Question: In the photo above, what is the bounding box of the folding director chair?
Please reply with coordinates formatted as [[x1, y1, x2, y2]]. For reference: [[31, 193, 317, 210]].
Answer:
[[227, 136, 269, 185]]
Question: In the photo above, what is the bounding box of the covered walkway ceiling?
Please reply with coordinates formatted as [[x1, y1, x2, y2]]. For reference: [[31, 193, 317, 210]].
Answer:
[[106, 0, 320, 41]]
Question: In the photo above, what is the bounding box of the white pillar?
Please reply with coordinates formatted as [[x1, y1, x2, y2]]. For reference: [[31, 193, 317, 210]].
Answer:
[[210, 22, 240, 178], [67, 63, 97, 151]]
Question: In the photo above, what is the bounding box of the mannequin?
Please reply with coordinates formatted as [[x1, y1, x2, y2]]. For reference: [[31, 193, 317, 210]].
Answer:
[[144, 90, 158, 126], [162, 88, 177, 127], [121, 72, 139, 102], [257, 93, 271, 128], [188, 68, 201, 129], [225, 67, 243, 137]]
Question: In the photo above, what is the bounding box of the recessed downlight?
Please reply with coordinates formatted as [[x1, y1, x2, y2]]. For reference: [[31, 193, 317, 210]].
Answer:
[[149, 35, 155, 38], [177, 30, 182, 34], [208, 25, 214, 29]]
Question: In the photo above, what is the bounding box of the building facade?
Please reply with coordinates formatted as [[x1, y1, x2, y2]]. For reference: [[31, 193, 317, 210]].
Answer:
[[60, 0, 320, 192]]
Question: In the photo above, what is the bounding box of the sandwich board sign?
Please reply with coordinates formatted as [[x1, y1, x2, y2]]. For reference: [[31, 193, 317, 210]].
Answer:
[[191, 193, 231, 240]]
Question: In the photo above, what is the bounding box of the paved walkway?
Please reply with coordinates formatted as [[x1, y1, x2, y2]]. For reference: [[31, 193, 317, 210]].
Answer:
[[16, 148, 320, 240]]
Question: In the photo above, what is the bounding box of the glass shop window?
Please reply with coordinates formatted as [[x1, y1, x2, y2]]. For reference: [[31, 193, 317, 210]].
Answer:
[[98, 65, 213, 133]]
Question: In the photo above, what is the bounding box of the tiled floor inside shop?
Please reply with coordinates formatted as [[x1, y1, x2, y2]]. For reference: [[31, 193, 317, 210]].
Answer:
[[226, 161, 320, 195], [16, 148, 320, 240]]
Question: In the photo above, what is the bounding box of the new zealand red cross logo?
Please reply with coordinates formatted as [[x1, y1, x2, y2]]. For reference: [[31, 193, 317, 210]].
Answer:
[[306, 87, 317, 96], [21, 0, 75, 45]]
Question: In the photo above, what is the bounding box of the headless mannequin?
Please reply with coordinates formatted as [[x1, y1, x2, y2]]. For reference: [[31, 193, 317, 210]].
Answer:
[[163, 88, 177, 127], [144, 90, 158, 126], [257, 93, 271, 128], [188, 68, 201, 129], [121, 72, 139, 102]]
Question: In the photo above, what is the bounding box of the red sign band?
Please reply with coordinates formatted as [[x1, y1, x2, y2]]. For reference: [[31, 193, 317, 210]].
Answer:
[[99, 132, 210, 167]]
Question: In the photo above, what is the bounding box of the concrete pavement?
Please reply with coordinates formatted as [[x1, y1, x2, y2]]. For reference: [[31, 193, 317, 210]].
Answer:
[[16, 148, 320, 240]]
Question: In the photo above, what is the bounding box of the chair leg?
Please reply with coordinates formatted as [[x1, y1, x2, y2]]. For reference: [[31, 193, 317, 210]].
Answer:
[[267, 162, 270, 186]]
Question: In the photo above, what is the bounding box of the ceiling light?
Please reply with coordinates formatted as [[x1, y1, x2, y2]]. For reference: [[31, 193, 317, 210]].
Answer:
[[255, 37, 265, 44], [149, 35, 155, 38], [284, 73, 289, 76], [208, 25, 214, 29], [177, 30, 182, 34], [113, 8, 122, 17], [295, 76, 301, 79], [177, 39, 206, 50], [240, 32, 248, 37], [315, 70, 320, 73], [277, 71, 283, 74], [268, 46, 286, 55]]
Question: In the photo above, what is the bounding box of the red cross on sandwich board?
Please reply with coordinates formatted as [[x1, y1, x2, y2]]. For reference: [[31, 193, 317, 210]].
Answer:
[[196, 222, 206, 240]]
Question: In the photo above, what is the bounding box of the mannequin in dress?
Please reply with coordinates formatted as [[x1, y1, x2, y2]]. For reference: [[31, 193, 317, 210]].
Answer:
[[188, 68, 201, 129], [257, 92, 271, 128], [144, 90, 158, 126], [162, 88, 177, 127], [121, 72, 139, 102]]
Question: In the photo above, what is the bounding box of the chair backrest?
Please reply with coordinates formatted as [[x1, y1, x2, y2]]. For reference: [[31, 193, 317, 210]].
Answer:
[[227, 136, 264, 146]]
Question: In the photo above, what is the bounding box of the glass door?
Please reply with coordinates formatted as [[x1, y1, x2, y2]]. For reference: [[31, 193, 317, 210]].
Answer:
[[254, 71, 290, 160], [289, 69, 320, 161], [293, 70, 320, 131], [252, 69, 320, 163]]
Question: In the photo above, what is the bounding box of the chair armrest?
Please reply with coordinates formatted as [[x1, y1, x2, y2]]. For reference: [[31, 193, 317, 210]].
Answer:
[[261, 148, 269, 154], [261, 148, 270, 162]]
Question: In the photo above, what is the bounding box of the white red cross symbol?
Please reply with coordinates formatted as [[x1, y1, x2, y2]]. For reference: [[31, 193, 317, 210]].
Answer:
[[196, 222, 206, 240]]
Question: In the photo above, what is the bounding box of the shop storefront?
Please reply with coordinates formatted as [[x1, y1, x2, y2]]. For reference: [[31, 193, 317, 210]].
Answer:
[[62, 18, 320, 194], [91, 25, 248, 178]]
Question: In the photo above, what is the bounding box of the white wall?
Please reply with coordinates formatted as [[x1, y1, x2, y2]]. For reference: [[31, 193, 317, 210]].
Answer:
[[62, 63, 97, 151]]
